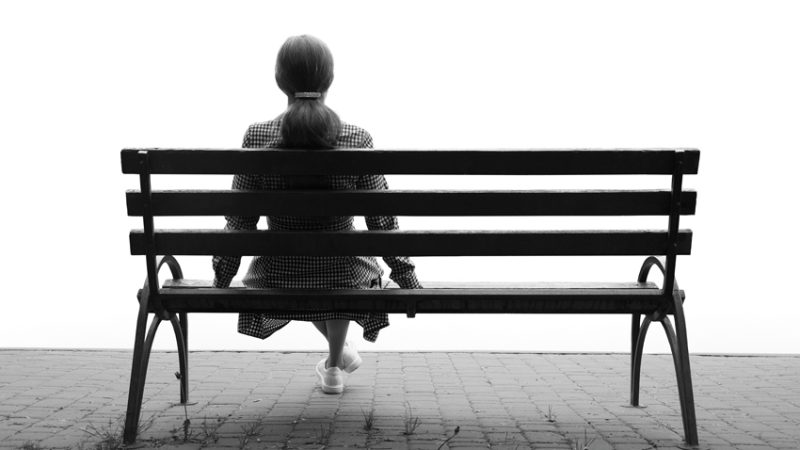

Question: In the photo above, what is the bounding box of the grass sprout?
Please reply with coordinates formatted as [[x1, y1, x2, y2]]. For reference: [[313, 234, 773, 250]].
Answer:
[[403, 401, 421, 436], [237, 420, 264, 449], [545, 404, 557, 423], [570, 428, 597, 450], [361, 407, 376, 431], [437, 425, 460, 449], [315, 423, 333, 445]]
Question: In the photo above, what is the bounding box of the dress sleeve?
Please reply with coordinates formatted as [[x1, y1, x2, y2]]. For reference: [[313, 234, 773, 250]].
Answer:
[[212, 126, 261, 288], [355, 132, 422, 289]]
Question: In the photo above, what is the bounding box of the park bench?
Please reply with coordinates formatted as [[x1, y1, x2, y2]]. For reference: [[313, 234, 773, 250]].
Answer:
[[121, 148, 700, 445]]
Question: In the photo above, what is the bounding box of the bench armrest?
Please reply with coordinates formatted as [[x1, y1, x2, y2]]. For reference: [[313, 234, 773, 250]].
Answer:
[[157, 255, 184, 282], [637, 256, 679, 292], [137, 255, 184, 302]]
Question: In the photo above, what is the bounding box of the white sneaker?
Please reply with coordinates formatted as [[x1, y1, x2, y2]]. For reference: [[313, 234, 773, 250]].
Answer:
[[316, 358, 344, 394], [342, 341, 362, 374]]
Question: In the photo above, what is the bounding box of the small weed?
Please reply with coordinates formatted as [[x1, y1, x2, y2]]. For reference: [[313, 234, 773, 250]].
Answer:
[[402, 401, 421, 436], [81, 416, 154, 450], [81, 420, 124, 450], [315, 423, 333, 445], [165, 398, 195, 443], [361, 407, 375, 431], [570, 429, 597, 450], [437, 425, 460, 449], [167, 416, 223, 446], [238, 420, 264, 449], [545, 405, 557, 423], [198, 417, 219, 444], [181, 403, 192, 442]]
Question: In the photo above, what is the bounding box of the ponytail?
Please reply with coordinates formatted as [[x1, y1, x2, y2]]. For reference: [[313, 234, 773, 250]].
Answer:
[[281, 97, 341, 148], [275, 35, 341, 148]]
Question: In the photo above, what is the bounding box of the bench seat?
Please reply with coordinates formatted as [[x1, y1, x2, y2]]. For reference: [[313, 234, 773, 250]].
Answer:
[[153, 280, 681, 315]]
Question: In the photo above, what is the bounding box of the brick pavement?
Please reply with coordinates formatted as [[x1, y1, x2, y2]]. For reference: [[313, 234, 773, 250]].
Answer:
[[0, 350, 798, 449]]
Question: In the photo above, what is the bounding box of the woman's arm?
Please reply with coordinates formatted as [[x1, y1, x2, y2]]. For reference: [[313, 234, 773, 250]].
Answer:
[[212, 174, 261, 287], [212, 127, 261, 288], [355, 132, 422, 289], [361, 182, 422, 289]]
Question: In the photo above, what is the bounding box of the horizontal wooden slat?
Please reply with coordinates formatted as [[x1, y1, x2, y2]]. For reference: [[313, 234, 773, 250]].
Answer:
[[121, 149, 700, 175], [126, 190, 697, 216], [163, 279, 661, 290], [149, 286, 682, 314], [129, 230, 693, 256]]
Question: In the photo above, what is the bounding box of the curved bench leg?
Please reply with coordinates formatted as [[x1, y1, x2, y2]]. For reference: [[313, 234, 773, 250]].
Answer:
[[633, 256, 662, 406], [124, 302, 149, 444], [630, 315, 652, 406], [635, 256, 698, 445], [659, 316, 690, 441], [123, 311, 162, 444], [124, 256, 186, 444], [631, 313, 640, 373], [671, 291, 698, 446], [170, 313, 189, 404], [631, 312, 698, 446], [179, 312, 188, 353]]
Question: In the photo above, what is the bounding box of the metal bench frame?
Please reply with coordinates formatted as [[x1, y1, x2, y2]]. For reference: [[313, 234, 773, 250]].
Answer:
[[121, 148, 700, 445]]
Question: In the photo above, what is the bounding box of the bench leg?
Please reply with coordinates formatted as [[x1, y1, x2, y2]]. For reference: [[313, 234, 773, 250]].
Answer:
[[180, 312, 188, 354], [633, 256, 661, 406], [659, 316, 691, 440], [123, 311, 162, 444], [630, 312, 698, 446], [170, 313, 189, 404], [630, 314, 652, 406], [635, 256, 698, 445], [631, 313, 640, 362], [670, 291, 699, 446], [124, 256, 187, 444], [124, 303, 148, 444]]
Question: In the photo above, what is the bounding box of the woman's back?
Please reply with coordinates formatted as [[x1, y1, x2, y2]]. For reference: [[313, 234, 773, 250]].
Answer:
[[212, 34, 419, 353], [243, 119, 374, 233]]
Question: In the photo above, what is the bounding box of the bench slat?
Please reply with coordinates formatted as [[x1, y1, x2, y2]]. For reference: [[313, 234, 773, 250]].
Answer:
[[150, 286, 679, 314], [126, 190, 697, 217], [130, 229, 692, 256], [121, 149, 700, 175], [162, 279, 661, 289], [157, 281, 678, 315]]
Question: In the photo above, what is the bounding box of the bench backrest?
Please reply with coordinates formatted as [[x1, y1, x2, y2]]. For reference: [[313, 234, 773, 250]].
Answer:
[[122, 149, 699, 296]]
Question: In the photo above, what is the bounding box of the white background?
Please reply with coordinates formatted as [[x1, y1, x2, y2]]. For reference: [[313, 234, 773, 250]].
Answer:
[[1, 1, 798, 354]]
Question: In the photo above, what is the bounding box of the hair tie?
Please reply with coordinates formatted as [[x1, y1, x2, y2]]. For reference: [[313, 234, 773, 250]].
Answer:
[[294, 92, 322, 99]]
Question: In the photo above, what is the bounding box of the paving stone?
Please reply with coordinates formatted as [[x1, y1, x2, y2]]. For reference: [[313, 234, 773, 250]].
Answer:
[[2, 351, 800, 449]]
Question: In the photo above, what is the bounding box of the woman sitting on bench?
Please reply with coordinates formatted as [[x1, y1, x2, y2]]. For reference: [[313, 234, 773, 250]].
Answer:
[[212, 35, 422, 394]]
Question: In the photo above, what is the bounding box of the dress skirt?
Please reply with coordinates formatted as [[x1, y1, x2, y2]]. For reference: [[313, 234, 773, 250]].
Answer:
[[235, 256, 389, 342]]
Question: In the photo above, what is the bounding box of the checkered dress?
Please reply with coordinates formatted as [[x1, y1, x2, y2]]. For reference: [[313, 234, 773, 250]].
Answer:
[[212, 119, 421, 342]]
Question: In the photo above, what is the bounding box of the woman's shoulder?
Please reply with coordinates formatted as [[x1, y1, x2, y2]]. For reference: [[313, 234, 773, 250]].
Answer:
[[243, 119, 282, 148], [337, 122, 373, 149], [243, 118, 373, 149]]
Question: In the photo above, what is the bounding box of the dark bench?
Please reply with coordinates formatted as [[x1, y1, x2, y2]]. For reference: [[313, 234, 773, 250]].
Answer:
[[121, 148, 700, 445]]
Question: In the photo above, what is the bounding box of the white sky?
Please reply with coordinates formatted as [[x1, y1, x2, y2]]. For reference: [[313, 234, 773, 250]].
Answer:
[[1, 1, 798, 354]]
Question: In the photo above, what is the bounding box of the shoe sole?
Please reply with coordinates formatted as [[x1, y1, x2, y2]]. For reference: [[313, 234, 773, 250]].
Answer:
[[321, 383, 344, 394]]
